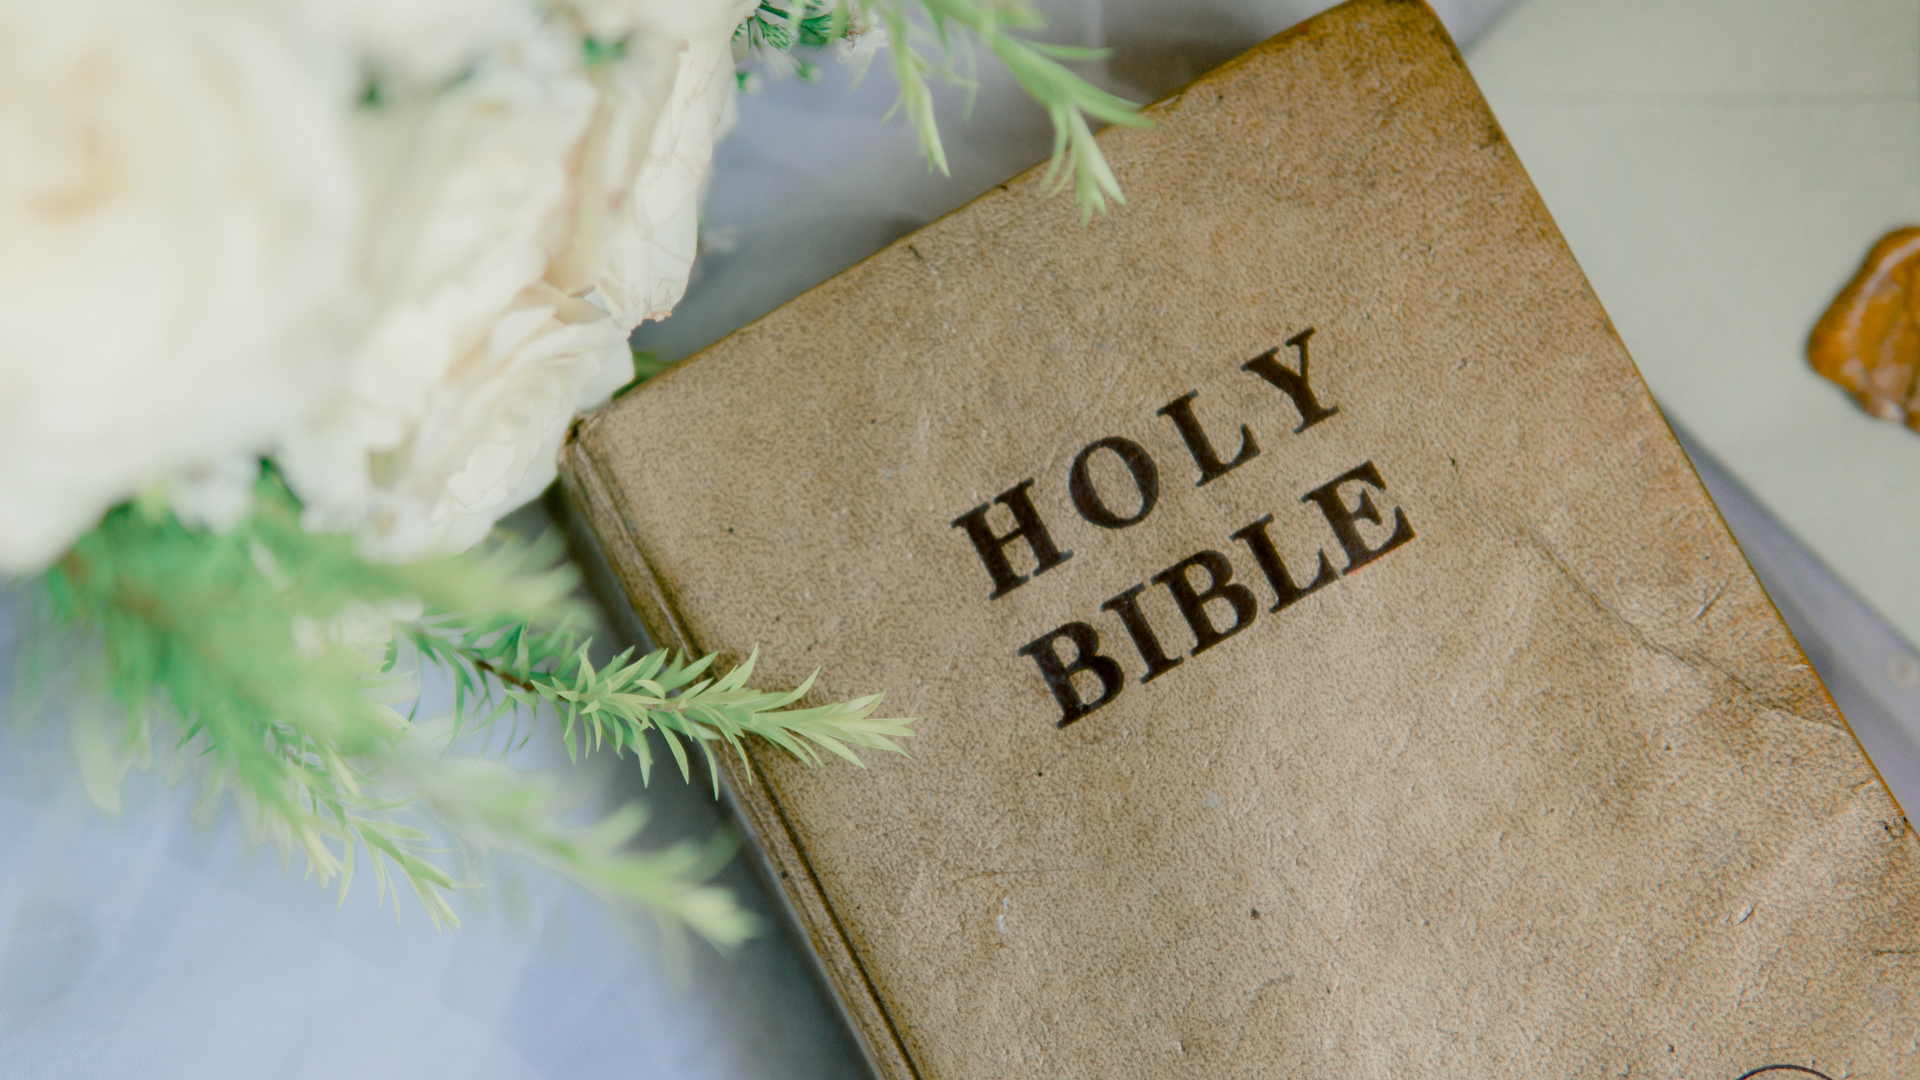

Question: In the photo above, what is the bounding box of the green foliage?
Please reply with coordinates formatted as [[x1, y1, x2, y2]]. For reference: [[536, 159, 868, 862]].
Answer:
[[740, 0, 1152, 219], [404, 620, 914, 793], [740, 3, 843, 51], [389, 719, 758, 947], [28, 470, 914, 941], [581, 35, 629, 68]]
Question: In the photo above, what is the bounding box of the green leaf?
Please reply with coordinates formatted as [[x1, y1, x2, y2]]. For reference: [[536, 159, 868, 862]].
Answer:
[[736, 1, 1151, 217]]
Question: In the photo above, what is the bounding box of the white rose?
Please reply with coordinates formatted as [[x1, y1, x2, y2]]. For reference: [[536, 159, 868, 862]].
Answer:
[[547, 0, 754, 329], [272, 0, 533, 89], [306, 283, 632, 562], [289, 2, 755, 559], [0, 0, 357, 570], [279, 23, 597, 544]]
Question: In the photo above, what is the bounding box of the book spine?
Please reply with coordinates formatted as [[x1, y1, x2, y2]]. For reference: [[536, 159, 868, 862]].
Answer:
[[558, 433, 923, 1080]]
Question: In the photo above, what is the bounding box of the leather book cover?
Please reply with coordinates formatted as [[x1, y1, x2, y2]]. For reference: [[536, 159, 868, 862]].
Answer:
[[559, 1, 1920, 1076]]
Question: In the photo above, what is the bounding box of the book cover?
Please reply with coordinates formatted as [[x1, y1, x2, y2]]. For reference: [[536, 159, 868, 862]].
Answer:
[[561, 1, 1920, 1076]]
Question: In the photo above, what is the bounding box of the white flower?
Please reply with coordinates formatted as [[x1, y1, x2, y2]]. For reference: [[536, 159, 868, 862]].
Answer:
[[272, 0, 531, 89], [279, 22, 597, 551], [0, 0, 754, 568], [302, 283, 632, 561], [171, 455, 263, 533], [835, 11, 889, 66], [546, 0, 755, 329], [290, 0, 753, 559], [0, 0, 357, 571]]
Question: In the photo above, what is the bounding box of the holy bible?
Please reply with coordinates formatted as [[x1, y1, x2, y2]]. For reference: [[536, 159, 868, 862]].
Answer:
[[559, 1, 1920, 1076]]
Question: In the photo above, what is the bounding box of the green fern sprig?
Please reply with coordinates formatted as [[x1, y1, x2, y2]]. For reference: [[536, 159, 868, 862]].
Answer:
[[903, 0, 1151, 218], [41, 474, 521, 928], [28, 470, 913, 940], [390, 725, 756, 946], [740, 0, 1152, 218], [401, 616, 916, 794]]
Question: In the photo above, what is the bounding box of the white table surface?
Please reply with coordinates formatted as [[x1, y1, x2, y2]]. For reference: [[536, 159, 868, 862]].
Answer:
[[16, 1, 1918, 1076]]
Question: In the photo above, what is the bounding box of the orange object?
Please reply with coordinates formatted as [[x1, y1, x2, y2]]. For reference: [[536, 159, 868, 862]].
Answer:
[[1809, 227, 1920, 426]]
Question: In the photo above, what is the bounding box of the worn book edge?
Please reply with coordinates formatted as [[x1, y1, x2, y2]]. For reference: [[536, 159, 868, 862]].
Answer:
[[557, 443, 921, 1080]]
